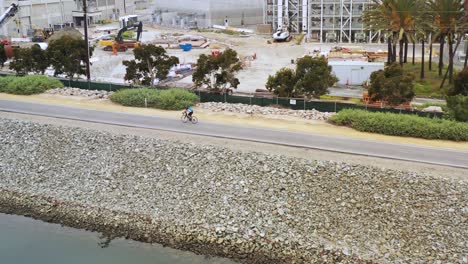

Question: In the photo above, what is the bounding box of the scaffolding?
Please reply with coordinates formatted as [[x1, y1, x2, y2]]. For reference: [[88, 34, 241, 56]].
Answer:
[[265, 0, 381, 43]]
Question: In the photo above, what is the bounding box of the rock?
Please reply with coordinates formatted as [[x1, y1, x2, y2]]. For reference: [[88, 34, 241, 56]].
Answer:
[[198, 102, 335, 121], [45, 87, 113, 99], [0, 118, 466, 264]]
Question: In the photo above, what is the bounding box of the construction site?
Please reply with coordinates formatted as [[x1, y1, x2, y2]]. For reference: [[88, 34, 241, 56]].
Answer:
[[0, 0, 441, 95]]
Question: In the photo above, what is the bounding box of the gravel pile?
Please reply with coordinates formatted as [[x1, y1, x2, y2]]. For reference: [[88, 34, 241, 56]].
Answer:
[[199, 102, 335, 120], [46, 87, 113, 99], [0, 118, 466, 263]]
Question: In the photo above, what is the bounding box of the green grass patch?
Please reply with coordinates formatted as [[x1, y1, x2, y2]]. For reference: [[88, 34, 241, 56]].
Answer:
[[329, 109, 468, 141], [403, 62, 450, 98], [320, 95, 343, 101], [319, 95, 362, 104], [0, 75, 63, 95], [296, 33, 305, 45], [110, 88, 198, 110]]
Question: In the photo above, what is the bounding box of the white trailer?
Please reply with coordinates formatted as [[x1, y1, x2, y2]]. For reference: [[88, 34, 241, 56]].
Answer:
[[328, 61, 384, 86]]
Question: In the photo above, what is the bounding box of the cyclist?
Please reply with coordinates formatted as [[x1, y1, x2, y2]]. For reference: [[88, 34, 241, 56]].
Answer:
[[184, 105, 194, 121]]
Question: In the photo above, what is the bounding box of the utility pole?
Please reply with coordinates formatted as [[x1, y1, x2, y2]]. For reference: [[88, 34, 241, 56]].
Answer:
[[83, 0, 91, 80]]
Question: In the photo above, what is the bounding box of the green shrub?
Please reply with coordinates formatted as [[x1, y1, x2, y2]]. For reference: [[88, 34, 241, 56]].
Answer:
[[0, 76, 16, 93], [296, 33, 305, 45], [110, 88, 198, 110], [448, 68, 468, 96], [329, 109, 468, 141], [0, 75, 63, 95], [446, 96, 468, 122]]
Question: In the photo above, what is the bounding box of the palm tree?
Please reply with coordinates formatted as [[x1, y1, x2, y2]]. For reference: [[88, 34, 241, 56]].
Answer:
[[363, 0, 422, 66], [428, 0, 465, 83]]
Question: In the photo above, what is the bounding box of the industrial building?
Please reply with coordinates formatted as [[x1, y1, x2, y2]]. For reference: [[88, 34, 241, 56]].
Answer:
[[0, 0, 133, 37], [264, 0, 382, 43], [153, 0, 264, 29]]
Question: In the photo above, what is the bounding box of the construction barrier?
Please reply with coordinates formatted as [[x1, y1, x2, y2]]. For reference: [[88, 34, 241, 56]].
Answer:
[[58, 79, 130, 91]]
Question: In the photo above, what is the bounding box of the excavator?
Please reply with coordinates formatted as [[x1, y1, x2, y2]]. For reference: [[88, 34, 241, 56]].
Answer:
[[103, 21, 143, 53], [0, 3, 18, 29], [0, 3, 19, 58]]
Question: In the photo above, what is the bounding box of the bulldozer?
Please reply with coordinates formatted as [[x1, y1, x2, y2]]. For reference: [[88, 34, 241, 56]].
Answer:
[[32, 27, 54, 42]]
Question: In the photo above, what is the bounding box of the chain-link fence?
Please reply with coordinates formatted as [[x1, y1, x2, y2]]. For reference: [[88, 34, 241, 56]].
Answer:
[[58, 79, 130, 91]]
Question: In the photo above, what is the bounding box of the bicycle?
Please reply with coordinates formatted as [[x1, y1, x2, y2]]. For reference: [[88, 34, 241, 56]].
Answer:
[[181, 112, 198, 124]]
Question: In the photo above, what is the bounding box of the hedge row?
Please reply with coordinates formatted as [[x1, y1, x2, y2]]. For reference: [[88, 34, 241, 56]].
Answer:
[[110, 88, 198, 110], [329, 109, 468, 141], [0, 75, 64, 95]]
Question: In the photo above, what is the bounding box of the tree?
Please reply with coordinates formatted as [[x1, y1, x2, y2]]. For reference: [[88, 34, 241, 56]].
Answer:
[[266, 68, 297, 97], [448, 68, 468, 96], [428, 0, 465, 82], [0, 44, 7, 68], [47, 35, 93, 80], [31, 45, 49, 74], [192, 48, 242, 91], [123, 44, 179, 86], [9, 47, 33, 75], [363, 0, 422, 66], [266, 56, 338, 98], [446, 95, 468, 122], [368, 63, 415, 105], [8, 45, 50, 75]]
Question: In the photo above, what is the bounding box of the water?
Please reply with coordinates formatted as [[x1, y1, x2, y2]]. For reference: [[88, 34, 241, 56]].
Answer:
[[0, 213, 236, 264]]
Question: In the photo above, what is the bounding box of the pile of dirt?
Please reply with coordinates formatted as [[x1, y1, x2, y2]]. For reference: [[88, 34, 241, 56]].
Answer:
[[47, 28, 83, 42]]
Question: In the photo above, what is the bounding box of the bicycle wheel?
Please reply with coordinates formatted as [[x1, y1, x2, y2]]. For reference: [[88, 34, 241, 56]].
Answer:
[[181, 114, 189, 123], [191, 116, 198, 124]]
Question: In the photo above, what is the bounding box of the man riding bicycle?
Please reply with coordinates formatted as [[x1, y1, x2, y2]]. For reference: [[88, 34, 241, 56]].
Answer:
[[184, 106, 194, 121]]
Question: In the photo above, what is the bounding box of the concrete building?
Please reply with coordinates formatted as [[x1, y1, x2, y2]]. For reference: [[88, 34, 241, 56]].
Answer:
[[265, 0, 382, 43], [72, 0, 134, 27], [0, 0, 134, 37], [153, 0, 264, 29]]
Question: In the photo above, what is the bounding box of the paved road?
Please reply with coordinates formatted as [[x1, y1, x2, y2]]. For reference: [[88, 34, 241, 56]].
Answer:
[[1, 99, 467, 169]]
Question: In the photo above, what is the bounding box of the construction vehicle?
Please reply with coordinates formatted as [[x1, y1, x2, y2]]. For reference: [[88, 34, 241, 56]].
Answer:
[[272, 0, 291, 42], [0, 3, 18, 28], [119, 15, 139, 29], [103, 22, 143, 53], [0, 3, 19, 58], [32, 28, 54, 42], [273, 29, 291, 42]]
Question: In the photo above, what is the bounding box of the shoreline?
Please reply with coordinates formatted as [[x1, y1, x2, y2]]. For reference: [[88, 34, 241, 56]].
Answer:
[[1, 117, 466, 264], [0, 189, 365, 264]]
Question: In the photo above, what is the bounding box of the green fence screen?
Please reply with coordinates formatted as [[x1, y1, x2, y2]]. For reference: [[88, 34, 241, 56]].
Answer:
[[0, 72, 444, 118]]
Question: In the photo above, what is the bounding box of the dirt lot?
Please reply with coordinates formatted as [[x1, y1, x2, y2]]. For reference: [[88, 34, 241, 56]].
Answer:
[[87, 24, 399, 93]]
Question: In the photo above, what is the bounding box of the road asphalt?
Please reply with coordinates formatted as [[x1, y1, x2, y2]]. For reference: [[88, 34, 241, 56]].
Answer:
[[0, 99, 466, 169]]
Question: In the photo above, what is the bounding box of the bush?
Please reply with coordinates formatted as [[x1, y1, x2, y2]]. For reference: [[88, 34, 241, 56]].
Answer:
[[0, 75, 63, 95], [266, 56, 338, 98], [329, 109, 468, 141], [448, 68, 468, 96], [446, 96, 468, 122], [369, 63, 415, 105], [110, 88, 198, 110]]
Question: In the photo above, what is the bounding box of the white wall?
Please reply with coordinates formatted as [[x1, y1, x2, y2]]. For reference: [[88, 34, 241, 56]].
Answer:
[[153, 0, 263, 27], [329, 61, 384, 86]]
